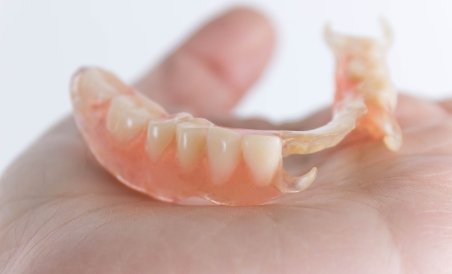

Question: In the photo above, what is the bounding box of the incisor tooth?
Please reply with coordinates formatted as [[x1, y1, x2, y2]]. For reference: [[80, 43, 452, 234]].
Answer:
[[106, 95, 151, 142], [242, 135, 282, 186], [207, 127, 241, 184], [146, 119, 178, 161], [176, 122, 210, 171]]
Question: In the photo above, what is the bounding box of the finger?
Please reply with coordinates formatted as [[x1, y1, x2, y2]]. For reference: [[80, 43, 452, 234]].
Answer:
[[396, 95, 448, 128], [135, 7, 275, 116], [439, 98, 452, 113]]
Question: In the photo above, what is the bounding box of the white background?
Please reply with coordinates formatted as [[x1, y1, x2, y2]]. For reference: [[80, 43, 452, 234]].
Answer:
[[1, 0, 452, 174]]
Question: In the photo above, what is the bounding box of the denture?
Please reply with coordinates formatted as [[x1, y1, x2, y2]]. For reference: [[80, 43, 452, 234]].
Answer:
[[70, 25, 402, 205]]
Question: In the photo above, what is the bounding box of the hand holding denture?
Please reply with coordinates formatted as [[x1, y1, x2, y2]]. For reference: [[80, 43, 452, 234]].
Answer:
[[3, 8, 452, 272]]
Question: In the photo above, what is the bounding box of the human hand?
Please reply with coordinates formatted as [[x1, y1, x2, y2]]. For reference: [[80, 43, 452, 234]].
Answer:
[[1, 7, 452, 274]]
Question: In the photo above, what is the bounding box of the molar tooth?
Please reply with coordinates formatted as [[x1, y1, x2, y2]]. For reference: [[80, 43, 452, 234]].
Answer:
[[106, 95, 151, 142], [242, 135, 282, 186], [72, 68, 126, 104], [176, 122, 210, 171], [207, 127, 241, 185]]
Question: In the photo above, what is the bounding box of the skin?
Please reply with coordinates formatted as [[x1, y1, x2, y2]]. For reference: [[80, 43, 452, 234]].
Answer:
[[1, 7, 452, 274]]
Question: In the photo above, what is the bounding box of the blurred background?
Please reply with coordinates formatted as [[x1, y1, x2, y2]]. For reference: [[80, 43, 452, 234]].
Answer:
[[1, 0, 452, 173]]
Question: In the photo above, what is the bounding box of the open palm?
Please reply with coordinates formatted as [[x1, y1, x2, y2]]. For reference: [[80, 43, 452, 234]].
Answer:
[[1, 8, 451, 274]]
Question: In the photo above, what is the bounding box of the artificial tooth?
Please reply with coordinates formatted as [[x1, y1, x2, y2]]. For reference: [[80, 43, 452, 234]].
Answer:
[[190, 117, 214, 126], [106, 95, 151, 142], [135, 93, 167, 117], [146, 112, 194, 160], [174, 112, 193, 120], [242, 135, 282, 186], [207, 127, 241, 184], [347, 59, 367, 79], [176, 122, 210, 171], [72, 68, 125, 105], [146, 119, 178, 161]]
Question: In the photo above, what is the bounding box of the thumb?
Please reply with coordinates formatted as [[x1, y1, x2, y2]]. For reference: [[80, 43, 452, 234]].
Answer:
[[135, 7, 275, 116]]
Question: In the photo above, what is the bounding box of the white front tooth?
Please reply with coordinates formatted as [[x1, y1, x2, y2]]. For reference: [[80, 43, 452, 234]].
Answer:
[[207, 127, 241, 184], [146, 119, 178, 160], [106, 95, 151, 142], [176, 122, 210, 171], [242, 135, 282, 186]]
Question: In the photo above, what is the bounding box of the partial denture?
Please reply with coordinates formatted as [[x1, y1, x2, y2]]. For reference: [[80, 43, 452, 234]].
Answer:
[[70, 24, 402, 205]]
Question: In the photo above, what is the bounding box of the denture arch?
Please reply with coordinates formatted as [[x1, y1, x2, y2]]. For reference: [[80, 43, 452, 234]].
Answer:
[[71, 25, 402, 205]]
